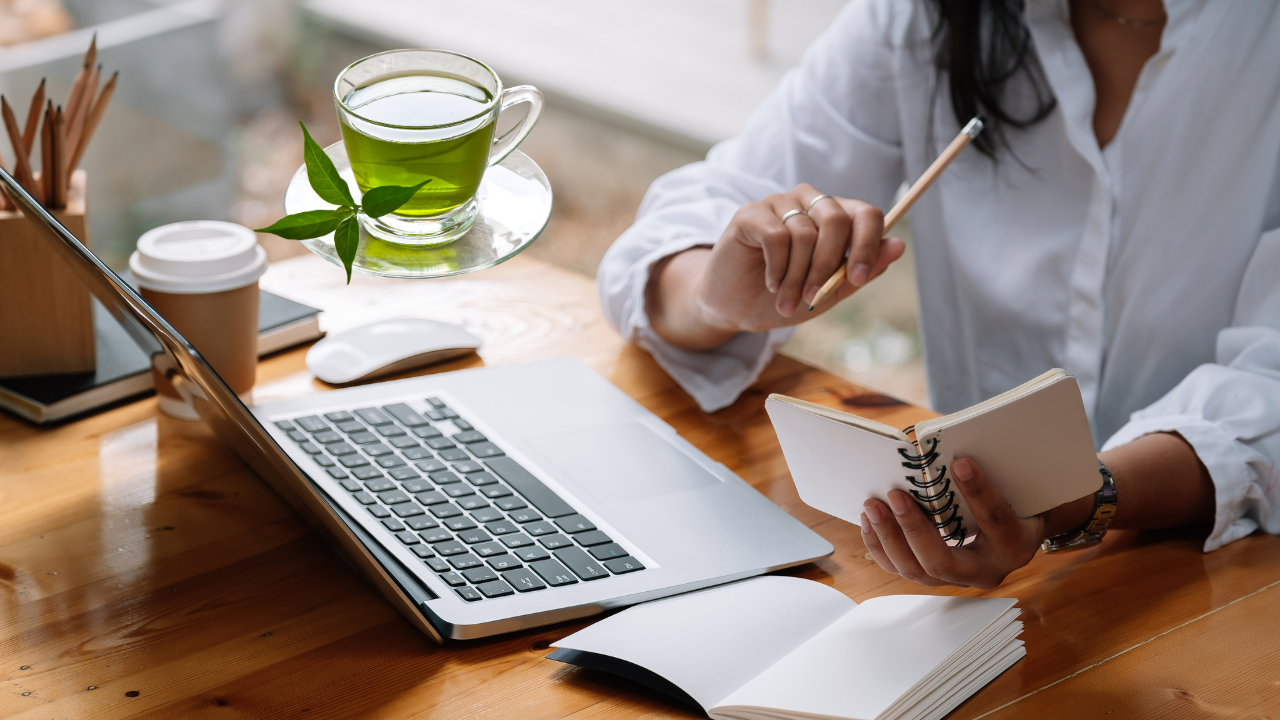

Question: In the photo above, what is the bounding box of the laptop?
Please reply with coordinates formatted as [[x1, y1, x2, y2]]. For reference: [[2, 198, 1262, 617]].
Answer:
[[0, 168, 832, 641]]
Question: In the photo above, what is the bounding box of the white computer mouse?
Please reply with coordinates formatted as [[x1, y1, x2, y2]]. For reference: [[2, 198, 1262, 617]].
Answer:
[[306, 318, 482, 384]]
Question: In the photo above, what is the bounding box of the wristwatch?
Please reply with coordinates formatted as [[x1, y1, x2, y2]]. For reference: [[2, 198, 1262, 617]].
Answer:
[[1041, 461, 1117, 553]]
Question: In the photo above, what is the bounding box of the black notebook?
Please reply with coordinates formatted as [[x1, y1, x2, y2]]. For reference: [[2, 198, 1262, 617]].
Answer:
[[0, 275, 322, 424]]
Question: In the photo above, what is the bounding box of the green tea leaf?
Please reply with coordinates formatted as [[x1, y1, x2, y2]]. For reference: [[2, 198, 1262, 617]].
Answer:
[[361, 180, 431, 218], [334, 215, 361, 284], [255, 208, 352, 240], [300, 121, 356, 207]]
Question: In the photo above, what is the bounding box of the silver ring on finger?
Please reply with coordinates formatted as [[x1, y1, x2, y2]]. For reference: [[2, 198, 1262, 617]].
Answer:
[[780, 208, 807, 224], [807, 194, 835, 212]]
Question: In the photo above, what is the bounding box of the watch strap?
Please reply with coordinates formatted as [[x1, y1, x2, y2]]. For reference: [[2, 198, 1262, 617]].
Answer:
[[1041, 461, 1117, 553]]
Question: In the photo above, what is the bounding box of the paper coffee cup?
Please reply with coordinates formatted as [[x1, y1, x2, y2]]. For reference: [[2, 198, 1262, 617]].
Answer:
[[129, 221, 267, 420]]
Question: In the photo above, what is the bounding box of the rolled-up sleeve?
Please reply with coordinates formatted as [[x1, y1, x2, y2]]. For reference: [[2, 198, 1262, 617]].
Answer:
[[597, 0, 908, 412], [1103, 227, 1280, 551]]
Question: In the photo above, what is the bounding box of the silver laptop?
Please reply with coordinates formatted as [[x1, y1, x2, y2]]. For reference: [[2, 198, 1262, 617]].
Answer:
[[2, 168, 832, 641]]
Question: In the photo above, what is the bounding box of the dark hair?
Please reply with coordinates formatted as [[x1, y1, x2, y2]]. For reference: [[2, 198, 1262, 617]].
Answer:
[[929, 0, 1057, 157]]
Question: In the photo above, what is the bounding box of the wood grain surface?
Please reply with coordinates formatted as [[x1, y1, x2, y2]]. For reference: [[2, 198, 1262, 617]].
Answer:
[[2, 252, 1278, 719]]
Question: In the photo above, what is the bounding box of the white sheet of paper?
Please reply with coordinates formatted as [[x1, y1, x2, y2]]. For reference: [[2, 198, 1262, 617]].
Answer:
[[552, 576, 854, 709]]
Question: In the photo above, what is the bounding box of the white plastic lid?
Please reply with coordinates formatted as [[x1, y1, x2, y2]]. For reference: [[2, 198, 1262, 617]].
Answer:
[[129, 221, 268, 294]]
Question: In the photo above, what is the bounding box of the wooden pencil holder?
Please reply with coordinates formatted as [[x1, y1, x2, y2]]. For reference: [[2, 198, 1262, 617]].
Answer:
[[0, 169, 95, 378]]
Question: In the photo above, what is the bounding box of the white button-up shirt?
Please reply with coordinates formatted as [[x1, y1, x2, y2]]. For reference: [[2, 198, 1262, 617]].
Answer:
[[598, 0, 1280, 552]]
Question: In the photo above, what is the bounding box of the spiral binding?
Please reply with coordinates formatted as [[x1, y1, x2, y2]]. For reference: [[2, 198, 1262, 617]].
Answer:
[[899, 425, 967, 545]]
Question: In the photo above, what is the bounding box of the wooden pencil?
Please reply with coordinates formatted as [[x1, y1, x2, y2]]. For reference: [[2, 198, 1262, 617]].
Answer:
[[39, 101, 53, 207], [1, 95, 40, 202], [64, 34, 96, 125], [51, 105, 66, 209], [65, 63, 100, 168], [20, 77, 45, 156], [67, 70, 116, 173], [807, 117, 985, 311]]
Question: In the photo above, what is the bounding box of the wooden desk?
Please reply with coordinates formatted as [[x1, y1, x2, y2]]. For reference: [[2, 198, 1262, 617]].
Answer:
[[3, 253, 1279, 719]]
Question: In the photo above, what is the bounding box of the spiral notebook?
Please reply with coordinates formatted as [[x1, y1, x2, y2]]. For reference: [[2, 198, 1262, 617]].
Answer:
[[765, 369, 1099, 545], [549, 576, 1024, 720]]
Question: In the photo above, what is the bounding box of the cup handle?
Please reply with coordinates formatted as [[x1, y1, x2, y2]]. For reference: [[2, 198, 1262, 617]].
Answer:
[[488, 85, 543, 166]]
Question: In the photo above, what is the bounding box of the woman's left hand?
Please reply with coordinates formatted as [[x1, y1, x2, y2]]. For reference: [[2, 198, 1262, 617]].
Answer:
[[860, 457, 1049, 589]]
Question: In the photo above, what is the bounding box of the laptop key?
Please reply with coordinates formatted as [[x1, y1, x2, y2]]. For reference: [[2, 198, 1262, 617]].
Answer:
[[603, 557, 645, 574], [438, 571, 466, 587], [502, 568, 547, 592], [295, 415, 327, 432], [486, 520, 519, 536], [430, 504, 463, 519], [406, 516, 439, 531], [352, 491, 377, 505], [363, 443, 393, 457], [467, 442, 504, 459], [413, 426, 443, 439], [513, 545, 551, 563], [523, 521, 558, 537], [426, 557, 450, 573], [339, 455, 370, 468], [336, 420, 365, 433], [274, 420, 297, 431], [314, 455, 337, 467], [495, 497, 527, 512], [365, 479, 396, 493], [286, 430, 307, 443], [324, 411, 354, 423], [472, 542, 507, 558], [375, 424, 407, 437], [453, 461, 484, 475], [411, 544, 436, 559], [588, 543, 629, 561], [352, 466, 383, 480], [426, 410, 446, 422], [421, 529, 453, 544], [367, 506, 391, 519], [415, 459, 447, 473], [458, 529, 492, 545], [376, 455, 407, 468], [555, 514, 597, 534], [339, 479, 361, 492], [434, 541, 467, 556], [539, 534, 572, 550], [380, 518, 405, 532], [390, 436, 420, 449], [426, 397, 446, 408], [439, 449, 469, 462], [444, 516, 478, 532], [454, 431, 488, 444], [486, 457, 575, 518], [355, 408, 392, 426], [501, 533, 534, 549], [476, 579, 515, 598], [377, 490, 410, 505], [440, 408, 459, 419], [574, 531, 613, 547], [392, 504, 426, 518], [389, 467, 419, 481], [480, 485, 512, 499], [326, 442, 357, 456], [509, 509, 542, 524], [529, 559, 578, 587], [403, 447, 434, 461], [444, 484, 474, 498], [415, 491, 448, 506], [555, 547, 609, 581], [330, 469, 353, 483], [462, 567, 498, 584], [314, 431, 343, 445], [454, 586, 483, 602], [401, 480, 430, 494], [349, 431, 379, 445], [426, 437, 455, 450], [453, 419, 474, 431], [450, 554, 483, 570], [471, 508, 504, 524], [383, 403, 430, 427], [458, 497, 489, 511], [488, 555, 522, 571], [395, 531, 420, 546], [466, 472, 499, 487], [430, 471, 461, 485], [299, 442, 322, 455]]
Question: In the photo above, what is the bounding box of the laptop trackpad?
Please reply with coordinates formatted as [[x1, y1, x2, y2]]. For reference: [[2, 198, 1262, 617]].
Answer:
[[527, 422, 723, 503]]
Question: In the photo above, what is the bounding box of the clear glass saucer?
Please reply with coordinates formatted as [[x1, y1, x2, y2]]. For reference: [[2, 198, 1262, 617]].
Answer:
[[282, 142, 552, 279]]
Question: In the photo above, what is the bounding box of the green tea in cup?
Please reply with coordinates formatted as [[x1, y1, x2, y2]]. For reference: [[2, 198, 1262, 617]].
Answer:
[[335, 50, 542, 245]]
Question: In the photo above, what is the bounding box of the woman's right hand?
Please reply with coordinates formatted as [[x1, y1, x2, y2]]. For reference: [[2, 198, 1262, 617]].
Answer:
[[649, 183, 905, 350]]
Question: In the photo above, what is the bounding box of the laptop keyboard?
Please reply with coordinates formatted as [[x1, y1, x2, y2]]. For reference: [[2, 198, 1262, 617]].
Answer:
[[274, 397, 645, 603]]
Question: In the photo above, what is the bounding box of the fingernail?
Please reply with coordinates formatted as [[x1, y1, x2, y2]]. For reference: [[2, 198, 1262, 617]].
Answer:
[[778, 300, 796, 317], [849, 263, 870, 287], [863, 500, 885, 524], [886, 490, 912, 516], [953, 458, 974, 483], [803, 285, 819, 305], [766, 280, 779, 294]]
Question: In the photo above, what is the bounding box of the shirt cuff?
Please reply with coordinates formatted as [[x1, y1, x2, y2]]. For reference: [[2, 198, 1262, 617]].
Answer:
[[1102, 414, 1262, 553], [623, 240, 794, 414]]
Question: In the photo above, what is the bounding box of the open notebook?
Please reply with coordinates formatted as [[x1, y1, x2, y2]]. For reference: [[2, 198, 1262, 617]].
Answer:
[[549, 576, 1024, 720], [766, 369, 1099, 545]]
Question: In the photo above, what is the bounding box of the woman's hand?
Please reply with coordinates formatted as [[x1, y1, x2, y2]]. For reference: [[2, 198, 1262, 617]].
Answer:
[[860, 457, 1068, 589], [648, 183, 905, 350]]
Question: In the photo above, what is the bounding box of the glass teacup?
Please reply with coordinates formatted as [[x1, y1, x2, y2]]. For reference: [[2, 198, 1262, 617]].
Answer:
[[335, 49, 543, 246]]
